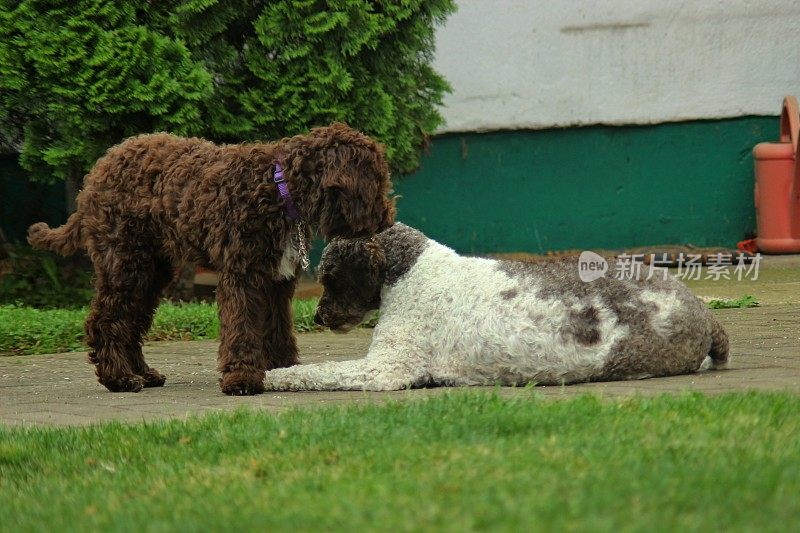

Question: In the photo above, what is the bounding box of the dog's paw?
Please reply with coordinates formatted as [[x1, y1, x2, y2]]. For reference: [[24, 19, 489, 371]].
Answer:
[[220, 369, 266, 396], [142, 368, 166, 388], [100, 374, 146, 393], [264, 367, 311, 391], [263, 369, 290, 391]]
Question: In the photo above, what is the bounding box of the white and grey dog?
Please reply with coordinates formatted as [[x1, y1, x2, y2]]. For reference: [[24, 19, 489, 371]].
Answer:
[[265, 223, 729, 391]]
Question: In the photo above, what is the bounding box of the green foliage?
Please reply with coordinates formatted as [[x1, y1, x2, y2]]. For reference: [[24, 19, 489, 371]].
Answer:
[[707, 295, 759, 309], [1, 0, 214, 182], [1, 392, 799, 530], [0, 299, 324, 355], [236, 0, 455, 172], [0, 0, 455, 182], [0, 246, 94, 309]]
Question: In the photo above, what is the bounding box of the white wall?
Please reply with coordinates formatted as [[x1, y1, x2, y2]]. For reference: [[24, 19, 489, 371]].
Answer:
[[434, 0, 800, 132]]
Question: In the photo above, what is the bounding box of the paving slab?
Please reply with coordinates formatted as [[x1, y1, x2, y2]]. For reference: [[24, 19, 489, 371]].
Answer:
[[1, 303, 798, 427], [2, 258, 799, 427]]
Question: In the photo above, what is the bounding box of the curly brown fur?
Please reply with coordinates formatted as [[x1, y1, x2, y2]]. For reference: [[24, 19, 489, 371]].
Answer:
[[27, 123, 395, 395]]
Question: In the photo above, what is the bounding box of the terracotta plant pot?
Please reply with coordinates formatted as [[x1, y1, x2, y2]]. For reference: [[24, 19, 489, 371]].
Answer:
[[753, 96, 800, 253]]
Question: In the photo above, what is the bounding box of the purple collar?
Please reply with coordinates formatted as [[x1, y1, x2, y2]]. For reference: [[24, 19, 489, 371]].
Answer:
[[273, 161, 301, 221]]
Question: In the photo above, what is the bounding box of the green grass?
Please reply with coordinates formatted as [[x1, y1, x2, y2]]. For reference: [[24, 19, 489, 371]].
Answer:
[[707, 295, 760, 309], [1, 391, 798, 531], [0, 292, 744, 357], [0, 299, 321, 356]]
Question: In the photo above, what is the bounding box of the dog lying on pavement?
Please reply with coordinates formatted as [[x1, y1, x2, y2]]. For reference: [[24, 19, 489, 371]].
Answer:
[[265, 223, 729, 391]]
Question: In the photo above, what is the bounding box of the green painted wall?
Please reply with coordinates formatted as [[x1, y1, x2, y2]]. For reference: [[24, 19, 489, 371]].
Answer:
[[0, 116, 778, 256], [393, 116, 777, 253]]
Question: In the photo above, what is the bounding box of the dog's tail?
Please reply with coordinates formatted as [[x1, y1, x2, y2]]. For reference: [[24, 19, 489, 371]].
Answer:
[[704, 315, 730, 370], [27, 212, 83, 256]]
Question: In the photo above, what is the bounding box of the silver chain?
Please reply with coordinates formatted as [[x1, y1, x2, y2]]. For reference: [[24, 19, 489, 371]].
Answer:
[[294, 222, 310, 271]]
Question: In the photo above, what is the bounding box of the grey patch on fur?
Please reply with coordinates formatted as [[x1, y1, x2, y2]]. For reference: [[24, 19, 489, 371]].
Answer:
[[497, 258, 664, 328], [497, 258, 723, 379], [375, 222, 428, 286], [562, 306, 601, 345], [500, 288, 518, 300]]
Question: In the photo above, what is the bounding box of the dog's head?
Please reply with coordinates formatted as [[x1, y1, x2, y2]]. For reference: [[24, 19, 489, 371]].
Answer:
[[298, 123, 395, 239], [314, 236, 387, 332]]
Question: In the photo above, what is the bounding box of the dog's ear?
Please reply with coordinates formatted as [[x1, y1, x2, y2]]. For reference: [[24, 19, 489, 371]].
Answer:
[[318, 142, 394, 238], [319, 144, 367, 189], [380, 196, 396, 232]]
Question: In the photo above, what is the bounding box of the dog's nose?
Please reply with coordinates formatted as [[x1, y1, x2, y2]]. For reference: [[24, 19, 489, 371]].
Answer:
[[314, 311, 324, 326]]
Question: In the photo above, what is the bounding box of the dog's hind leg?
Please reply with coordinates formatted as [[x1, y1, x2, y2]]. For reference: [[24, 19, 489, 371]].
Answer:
[[216, 268, 271, 395], [262, 277, 300, 371], [85, 238, 167, 392]]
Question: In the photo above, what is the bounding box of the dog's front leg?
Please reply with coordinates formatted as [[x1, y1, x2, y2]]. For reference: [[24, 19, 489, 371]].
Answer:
[[216, 270, 270, 395], [264, 349, 427, 391]]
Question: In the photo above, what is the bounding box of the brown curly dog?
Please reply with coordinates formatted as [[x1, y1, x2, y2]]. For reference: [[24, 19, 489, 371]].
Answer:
[[28, 123, 395, 395]]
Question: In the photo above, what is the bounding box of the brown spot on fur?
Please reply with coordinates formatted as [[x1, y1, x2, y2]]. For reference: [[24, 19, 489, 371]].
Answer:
[[26, 123, 394, 395]]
